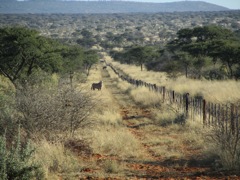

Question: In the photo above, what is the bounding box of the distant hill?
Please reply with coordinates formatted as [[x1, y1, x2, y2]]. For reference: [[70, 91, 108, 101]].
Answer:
[[0, 1, 229, 14]]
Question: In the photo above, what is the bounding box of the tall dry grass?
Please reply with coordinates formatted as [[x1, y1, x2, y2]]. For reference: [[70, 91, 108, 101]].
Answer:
[[33, 139, 80, 179], [82, 67, 146, 158], [106, 58, 240, 104]]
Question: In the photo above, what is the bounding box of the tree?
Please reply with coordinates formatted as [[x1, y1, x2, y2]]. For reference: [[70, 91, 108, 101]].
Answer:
[[83, 50, 98, 76], [125, 46, 158, 71], [174, 51, 193, 78], [61, 45, 85, 87], [167, 25, 239, 79], [0, 27, 63, 89], [211, 40, 240, 78]]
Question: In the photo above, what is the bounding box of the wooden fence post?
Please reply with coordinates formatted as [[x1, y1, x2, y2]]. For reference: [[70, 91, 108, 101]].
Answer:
[[162, 86, 165, 103], [217, 104, 221, 126], [221, 106, 225, 133], [225, 107, 228, 134], [203, 99, 206, 127], [236, 107, 239, 135], [172, 90, 175, 103], [208, 102, 211, 126], [230, 104, 235, 134], [214, 104, 217, 126], [185, 93, 189, 117]]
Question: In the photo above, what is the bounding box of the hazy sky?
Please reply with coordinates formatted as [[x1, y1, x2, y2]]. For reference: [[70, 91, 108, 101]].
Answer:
[[17, 0, 240, 10], [137, 0, 240, 10]]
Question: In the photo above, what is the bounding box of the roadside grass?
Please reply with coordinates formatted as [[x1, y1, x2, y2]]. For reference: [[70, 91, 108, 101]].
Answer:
[[72, 63, 149, 177], [109, 59, 240, 104], [102, 159, 125, 174], [85, 67, 147, 159], [93, 60, 240, 174], [31, 59, 240, 178], [33, 139, 80, 179], [89, 127, 146, 158], [130, 86, 162, 107], [105, 59, 228, 170], [103, 62, 206, 160]]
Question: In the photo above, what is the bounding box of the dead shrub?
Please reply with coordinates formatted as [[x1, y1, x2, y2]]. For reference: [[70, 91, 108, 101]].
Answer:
[[16, 82, 95, 139], [207, 125, 240, 171]]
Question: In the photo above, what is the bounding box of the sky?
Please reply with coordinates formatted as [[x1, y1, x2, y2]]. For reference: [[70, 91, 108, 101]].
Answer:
[[137, 0, 240, 10], [16, 0, 240, 10]]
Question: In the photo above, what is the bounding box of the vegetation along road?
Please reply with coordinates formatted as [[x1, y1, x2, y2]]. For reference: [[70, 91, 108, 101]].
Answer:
[[71, 61, 240, 179]]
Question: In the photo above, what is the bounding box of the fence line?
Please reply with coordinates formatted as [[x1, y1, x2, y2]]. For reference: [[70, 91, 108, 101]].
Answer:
[[108, 63, 240, 135]]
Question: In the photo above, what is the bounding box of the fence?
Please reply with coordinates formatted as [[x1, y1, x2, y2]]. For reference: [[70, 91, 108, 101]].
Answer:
[[108, 63, 240, 135]]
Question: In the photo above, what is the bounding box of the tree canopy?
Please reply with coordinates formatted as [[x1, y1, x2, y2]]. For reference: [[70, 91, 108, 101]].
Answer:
[[167, 25, 240, 79], [0, 27, 99, 88], [0, 27, 63, 88]]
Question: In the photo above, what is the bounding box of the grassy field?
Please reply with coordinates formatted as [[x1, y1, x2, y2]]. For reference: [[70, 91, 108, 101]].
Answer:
[[104, 54, 240, 104], [1, 58, 240, 179], [63, 61, 236, 179]]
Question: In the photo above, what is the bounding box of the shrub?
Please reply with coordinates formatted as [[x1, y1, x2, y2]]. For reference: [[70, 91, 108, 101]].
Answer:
[[0, 129, 43, 180], [208, 125, 240, 171], [0, 76, 18, 140], [17, 81, 94, 139], [102, 160, 122, 174]]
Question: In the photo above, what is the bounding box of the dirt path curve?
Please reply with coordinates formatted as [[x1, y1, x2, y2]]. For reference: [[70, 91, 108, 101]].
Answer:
[[97, 62, 240, 180], [100, 67, 224, 180]]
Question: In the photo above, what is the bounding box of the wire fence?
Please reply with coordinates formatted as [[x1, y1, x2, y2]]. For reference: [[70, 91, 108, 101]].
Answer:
[[108, 63, 240, 135]]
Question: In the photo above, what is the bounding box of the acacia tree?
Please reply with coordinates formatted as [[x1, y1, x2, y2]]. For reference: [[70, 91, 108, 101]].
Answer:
[[211, 40, 240, 78], [61, 45, 85, 86], [0, 27, 63, 89], [125, 46, 158, 71], [173, 51, 193, 78], [83, 50, 98, 76], [167, 25, 240, 79]]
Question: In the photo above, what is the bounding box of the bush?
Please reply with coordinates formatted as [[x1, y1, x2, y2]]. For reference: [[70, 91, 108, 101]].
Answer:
[[0, 77, 19, 140], [0, 129, 43, 180], [17, 80, 94, 139], [208, 126, 240, 171]]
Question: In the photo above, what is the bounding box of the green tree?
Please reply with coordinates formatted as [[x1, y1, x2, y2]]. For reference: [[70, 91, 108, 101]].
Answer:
[[61, 45, 85, 87], [167, 25, 239, 79], [0, 27, 63, 89], [61, 45, 84, 73], [211, 40, 240, 78], [83, 50, 98, 76], [125, 46, 158, 71], [174, 51, 193, 78]]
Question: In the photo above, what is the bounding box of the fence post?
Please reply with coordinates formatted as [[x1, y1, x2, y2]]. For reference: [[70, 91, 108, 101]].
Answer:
[[203, 99, 206, 127], [230, 104, 235, 134], [221, 106, 225, 133], [236, 107, 239, 135], [217, 104, 221, 126], [172, 90, 175, 103], [225, 107, 228, 134], [185, 93, 189, 118], [214, 104, 217, 126], [153, 84, 157, 92], [208, 102, 211, 126], [162, 86, 165, 103]]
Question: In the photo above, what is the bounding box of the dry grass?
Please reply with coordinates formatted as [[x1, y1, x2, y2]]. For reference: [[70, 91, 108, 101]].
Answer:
[[82, 65, 146, 159], [130, 86, 162, 107], [106, 58, 240, 104], [33, 139, 80, 179], [17, 58, 236, 178], [89, 127, 146, 158]]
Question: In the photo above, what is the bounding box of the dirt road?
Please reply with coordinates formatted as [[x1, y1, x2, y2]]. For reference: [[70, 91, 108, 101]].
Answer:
[[76, 65, 240, 180], [99, 66, 225, 180]]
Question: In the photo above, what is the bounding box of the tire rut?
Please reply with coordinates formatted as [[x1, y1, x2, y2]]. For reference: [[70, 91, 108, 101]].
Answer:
[[101, 68, 176, 178], [100, 67, 235, 179]]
